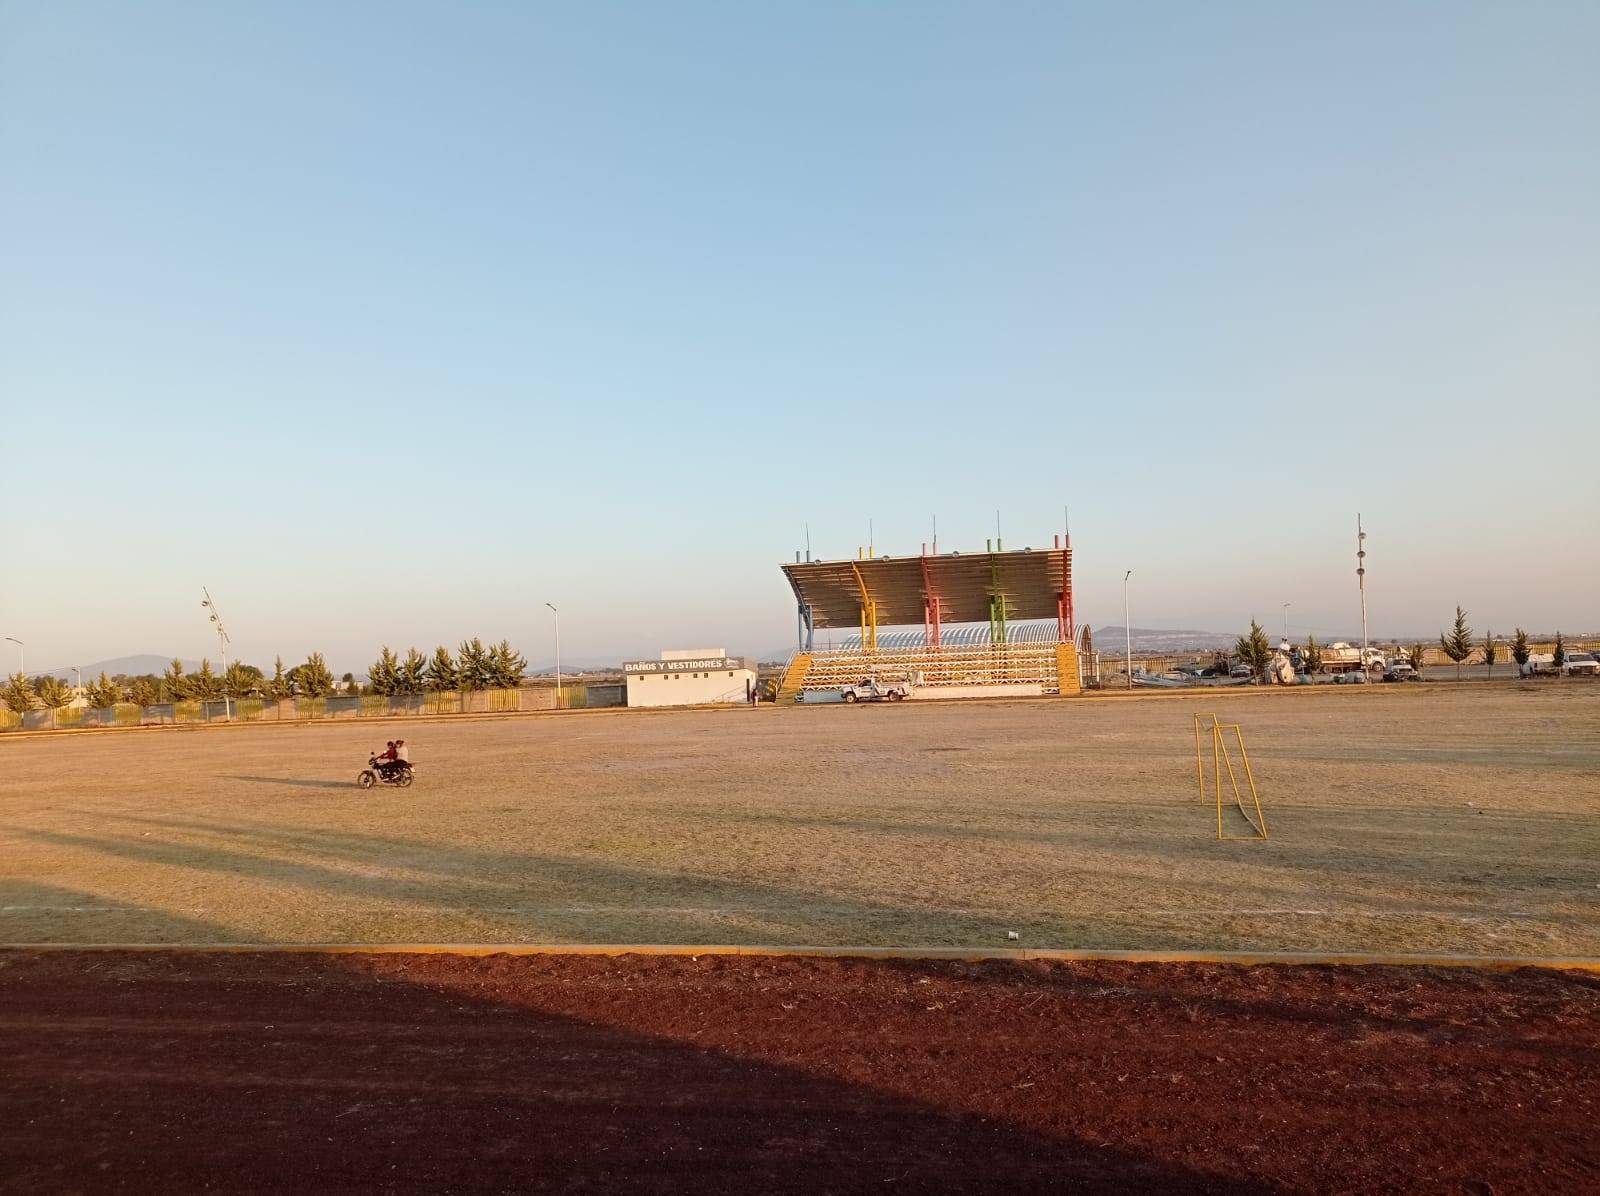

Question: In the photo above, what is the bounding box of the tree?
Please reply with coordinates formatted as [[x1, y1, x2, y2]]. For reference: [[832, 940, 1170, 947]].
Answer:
[[297, 652, 334, 698], [3, 671, 36, 713], [1438, 606, 1473, 681], [1553, 631, 1566, 672], [129, 677, 157, 707], [341, 671, 361, 696], [164, 657, 192, 700], [457, 638, 492, 691], [1405, 643, 1426, 672], [224, 662, 262, 699], [1302, 635, 1324, 676], [425, 645, 458, 691], [88, 672, 121, 709], [36, 675, 74, 710], [398, 648, 428, 695], [489, 639, 528, 689], [1511, 628, 1531, 673], [1234, 620, 1272, 682], [1481, 633, 1497, 680], [266, 655, 294, 700], [191, 659, 221, 701], [367, 646, 400, 696]]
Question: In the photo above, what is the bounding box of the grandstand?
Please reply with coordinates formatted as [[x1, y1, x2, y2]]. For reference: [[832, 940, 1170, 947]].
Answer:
[[776, 536, 1081, 703]]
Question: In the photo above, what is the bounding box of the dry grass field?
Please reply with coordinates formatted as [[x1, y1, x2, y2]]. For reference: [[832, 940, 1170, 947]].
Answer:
[[1, 684, 1596, 954]]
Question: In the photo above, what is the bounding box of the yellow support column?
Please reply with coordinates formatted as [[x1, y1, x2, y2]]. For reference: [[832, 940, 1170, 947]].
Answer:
[[1054, 642, 1081, 695], [850, 562, 877, 653]]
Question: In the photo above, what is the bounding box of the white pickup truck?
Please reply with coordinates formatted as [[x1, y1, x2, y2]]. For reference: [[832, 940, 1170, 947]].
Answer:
[[1561, 651, 1600, 676], [840, 677, 912, 703]]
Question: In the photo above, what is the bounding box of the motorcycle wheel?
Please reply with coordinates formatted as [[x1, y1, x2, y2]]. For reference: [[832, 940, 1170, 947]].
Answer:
[[357, 770, 376, 790], [397, 769, 414, 788]]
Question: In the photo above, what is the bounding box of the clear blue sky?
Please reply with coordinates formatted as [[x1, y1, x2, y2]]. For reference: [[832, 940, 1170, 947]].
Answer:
[[3, 2, 1596, 673]]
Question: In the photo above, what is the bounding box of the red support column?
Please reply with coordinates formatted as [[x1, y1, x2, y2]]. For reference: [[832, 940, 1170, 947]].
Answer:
[[1060, 545, 1075, 642], [921, 552, 942, 647]]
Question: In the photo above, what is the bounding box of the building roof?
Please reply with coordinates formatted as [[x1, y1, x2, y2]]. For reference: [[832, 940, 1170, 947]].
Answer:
[[781, 546, 1071, 630]]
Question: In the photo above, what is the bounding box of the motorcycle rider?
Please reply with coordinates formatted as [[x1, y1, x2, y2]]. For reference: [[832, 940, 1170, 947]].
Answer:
[[374, 741, 399, 777]]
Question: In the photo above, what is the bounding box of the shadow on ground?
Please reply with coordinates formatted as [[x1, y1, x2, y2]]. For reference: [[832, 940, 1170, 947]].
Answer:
[[0, 950, 1277, 1194]]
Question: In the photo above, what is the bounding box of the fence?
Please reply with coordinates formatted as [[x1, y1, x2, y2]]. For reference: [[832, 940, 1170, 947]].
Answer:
[[0, 683, 628, 734]]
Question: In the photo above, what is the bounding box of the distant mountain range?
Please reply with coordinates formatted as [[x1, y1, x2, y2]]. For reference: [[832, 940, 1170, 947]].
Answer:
[[32, 655, 200, 681], [1091, 627, 1240, 651]]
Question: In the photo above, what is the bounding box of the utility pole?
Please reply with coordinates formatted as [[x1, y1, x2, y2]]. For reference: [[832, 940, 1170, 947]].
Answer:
[[1282, 603, 1291, 647], [1123, 571, 1134, 685], [201, 587, 232, 721]]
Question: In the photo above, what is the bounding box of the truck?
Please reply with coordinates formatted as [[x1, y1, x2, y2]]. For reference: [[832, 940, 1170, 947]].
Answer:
[[1561, 651, 1599, 676], [1319, 642, 1386, 676], [1521, 653, 1556, 677], [1382, 659, 1419, 682], [840, 676, 913, 703]]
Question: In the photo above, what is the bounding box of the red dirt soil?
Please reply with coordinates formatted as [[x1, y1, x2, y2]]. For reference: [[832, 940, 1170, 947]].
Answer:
[[1, 952, 1596, 1194]]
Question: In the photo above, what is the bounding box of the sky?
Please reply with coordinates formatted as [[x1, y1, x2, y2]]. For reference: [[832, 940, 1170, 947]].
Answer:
[[3, 2, 1597, 674]]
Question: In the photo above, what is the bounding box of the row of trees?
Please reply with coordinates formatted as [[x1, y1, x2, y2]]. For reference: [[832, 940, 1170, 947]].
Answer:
[[1225, 608, 1566, 682], [366, 639, 527, 695], [2, 638, 529, 712], [1437, 608, 1570, 679]]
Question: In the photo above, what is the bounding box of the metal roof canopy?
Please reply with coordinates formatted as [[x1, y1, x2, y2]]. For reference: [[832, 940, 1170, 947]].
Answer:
[[781, 547, 1071, 630]]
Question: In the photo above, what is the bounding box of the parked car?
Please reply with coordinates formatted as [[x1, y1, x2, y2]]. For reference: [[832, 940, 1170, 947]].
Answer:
[[1228, 664, 1254, 679], [1561, 651, 1599, 676], [1383, 660, 1418, 682]]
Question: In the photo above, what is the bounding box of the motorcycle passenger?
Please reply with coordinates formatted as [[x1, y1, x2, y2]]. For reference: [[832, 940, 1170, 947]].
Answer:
[[393, 739, 410, 769]]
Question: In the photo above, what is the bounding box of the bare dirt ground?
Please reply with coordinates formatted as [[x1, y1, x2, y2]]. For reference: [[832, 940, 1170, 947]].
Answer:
[[1, 684, 1596, 953], [1, 950, 1595, 1193]]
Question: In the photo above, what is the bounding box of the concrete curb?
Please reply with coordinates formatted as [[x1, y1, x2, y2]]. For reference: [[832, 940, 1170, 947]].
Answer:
[[2, 943, 1596, 971]]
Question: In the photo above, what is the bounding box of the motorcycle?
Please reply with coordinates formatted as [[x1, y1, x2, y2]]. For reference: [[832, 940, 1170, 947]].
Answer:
[[357, 754, 414, 789]]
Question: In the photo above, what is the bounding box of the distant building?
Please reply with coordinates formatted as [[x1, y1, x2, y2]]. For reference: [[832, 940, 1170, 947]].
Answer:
[[623, 649, 756, 708]]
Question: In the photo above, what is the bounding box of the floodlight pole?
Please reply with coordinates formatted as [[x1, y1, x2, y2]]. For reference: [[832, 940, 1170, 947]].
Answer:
[[546, 603, 560, 709], [1356, 515, 1369, 671], [3, 637, 21, 677], [72, 666, 82, 693], [1123, 571, 1134, 685], [201, 587, 232, 721]]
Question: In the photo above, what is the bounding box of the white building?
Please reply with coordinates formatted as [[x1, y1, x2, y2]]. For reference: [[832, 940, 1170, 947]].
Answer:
[[624, 649, 756, 708]]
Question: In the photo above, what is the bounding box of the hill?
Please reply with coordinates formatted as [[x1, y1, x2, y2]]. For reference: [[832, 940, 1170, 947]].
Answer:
[[32, 655, 200, 681]]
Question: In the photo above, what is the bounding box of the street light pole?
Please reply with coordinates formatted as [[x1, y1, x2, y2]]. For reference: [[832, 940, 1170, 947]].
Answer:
[[201, 587, 232, 722], [1283, 603, 1291, 647], [3, 637, 22, 677], [1356, 515, 1370, 673], [72, 666, 83, 694], [1123, 571, 1134, 685], [545, 603, 560, 709]]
